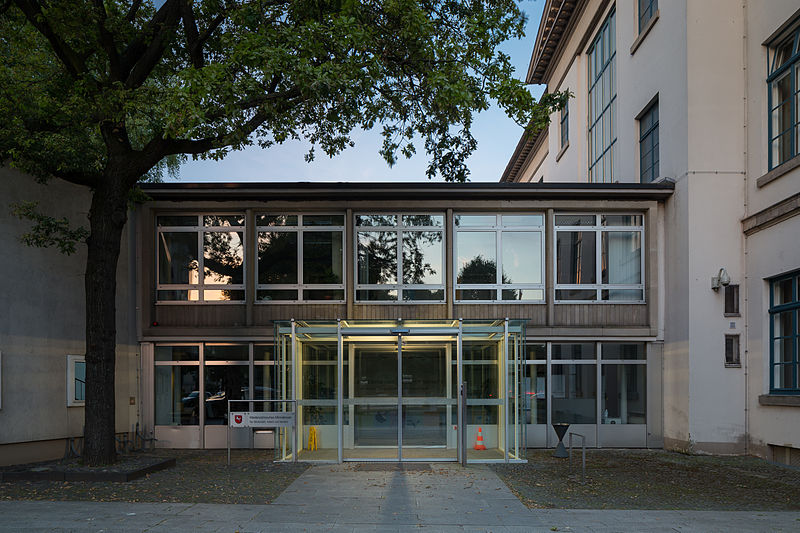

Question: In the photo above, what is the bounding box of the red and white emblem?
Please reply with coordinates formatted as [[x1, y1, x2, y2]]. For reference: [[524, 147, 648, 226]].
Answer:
[[234, 414, 243, 424]]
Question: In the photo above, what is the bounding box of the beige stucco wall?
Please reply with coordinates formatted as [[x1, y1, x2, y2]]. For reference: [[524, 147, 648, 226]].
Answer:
[[509, 0, 800, 454], [0, 167, 139, 465]]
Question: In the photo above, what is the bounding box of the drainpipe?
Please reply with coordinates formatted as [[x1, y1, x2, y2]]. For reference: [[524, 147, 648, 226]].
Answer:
[[741, 0, 750, 456]]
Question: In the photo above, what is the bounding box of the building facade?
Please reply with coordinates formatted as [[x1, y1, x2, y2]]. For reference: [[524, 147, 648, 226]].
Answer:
[[135, 182, 671, 462], [502, 0, 800, 463]]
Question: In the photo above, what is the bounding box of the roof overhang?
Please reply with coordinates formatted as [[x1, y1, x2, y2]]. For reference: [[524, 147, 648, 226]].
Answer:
[[140, 181, 674, 202], [526, 0, 580, 84]]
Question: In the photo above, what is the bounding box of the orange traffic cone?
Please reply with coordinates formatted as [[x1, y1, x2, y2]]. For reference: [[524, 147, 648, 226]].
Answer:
[[474, 427, 487, 450]]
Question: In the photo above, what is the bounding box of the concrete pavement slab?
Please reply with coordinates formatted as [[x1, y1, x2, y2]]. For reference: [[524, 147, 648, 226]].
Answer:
[[3, 465, 800, 532]]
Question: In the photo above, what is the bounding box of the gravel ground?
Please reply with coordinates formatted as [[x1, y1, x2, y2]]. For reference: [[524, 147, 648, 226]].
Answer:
[[492, 449, 800, 510], [0, 450, 308, 504]]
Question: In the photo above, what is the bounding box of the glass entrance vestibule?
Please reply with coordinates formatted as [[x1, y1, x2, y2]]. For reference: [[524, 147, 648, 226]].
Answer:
[[274, 319, 527, 463]]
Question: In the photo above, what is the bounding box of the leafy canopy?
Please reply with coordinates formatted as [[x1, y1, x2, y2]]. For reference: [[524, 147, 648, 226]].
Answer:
[[0, 0, 566, 186]]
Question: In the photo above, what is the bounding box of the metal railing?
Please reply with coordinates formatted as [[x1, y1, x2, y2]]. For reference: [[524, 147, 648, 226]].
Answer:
[[568, 432, 586, 483]]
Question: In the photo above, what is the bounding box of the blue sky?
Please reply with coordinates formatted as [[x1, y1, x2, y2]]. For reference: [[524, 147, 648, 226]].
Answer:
[[175, 1, 546, 184]]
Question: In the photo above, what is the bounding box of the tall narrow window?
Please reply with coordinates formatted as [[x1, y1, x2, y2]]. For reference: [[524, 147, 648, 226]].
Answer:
[[770, 271, 800, 393], [157, 214, 245, 302], [767, 21, 800, 170], [66, 354, 86, 407], [356, 214, 445, 302], [725, 335, 741, 367], [455, 214, 545, 302], [560, 99, 569, 150], [724, 284, 740, 316], [588, 10, 617, 183], [256, 214, 345, 302], [639, 101, 659, 183], [555, 214, 644, 302], [638, 0, 657, 33]]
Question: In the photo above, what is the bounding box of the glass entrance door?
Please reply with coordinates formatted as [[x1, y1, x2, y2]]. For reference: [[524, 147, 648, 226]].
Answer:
[[401, 342, 457, 460], [345, 344, 399, 460]]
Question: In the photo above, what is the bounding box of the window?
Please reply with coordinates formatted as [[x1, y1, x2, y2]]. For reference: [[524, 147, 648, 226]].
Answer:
[[67, 354, 85, 407], [455, 214, 545, 302], [724, 284, 740, 316], [767, 20, 800, 170], [770, 271, 800, 393], [638, 0, 657, 33], [257, 214, 344, 302], [588, 10, 617, 183], [155, 345, 200, 425], [601, 343, 647, 425], [725, 335, 741, 367], [639, 101, 659, 183], [157, 214, 245, 302], [356, 214, 445, 301], [555, 214, 644, 302], [560, 99, 569, 150]]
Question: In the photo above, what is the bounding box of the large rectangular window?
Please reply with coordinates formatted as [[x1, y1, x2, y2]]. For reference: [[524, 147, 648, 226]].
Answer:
[[157, 214, 245, 302], [770, 271, 800, 393], [555, 214, 644, 302], [455, 214, 545, 302], [767, 21, 800, 170], [588, 10, 617, 183], [257, 214, 344, 302], [356, 214, 444, 302], [639, 100, 659, 183]]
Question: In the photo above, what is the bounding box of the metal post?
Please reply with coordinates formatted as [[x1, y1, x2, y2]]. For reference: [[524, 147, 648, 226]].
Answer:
[[397, 328, 403, 462], [337, 319, 343, 464], [290, 319, 297, 462], [227, 399, 231, 466], [457, 318, 463, 464], [460, 380, 467, 467], [503, 318, 509, 463], [294, 403, 298, 463]]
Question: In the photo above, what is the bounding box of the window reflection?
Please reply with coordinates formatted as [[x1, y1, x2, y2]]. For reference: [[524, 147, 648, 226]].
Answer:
[[204, 365, 248, 425], [551, 364, 597, 424], [159, 232, 198, 284], [457, 232, 496, 284], [402, 231, 443, 284], [258, 231, 298, 284], [358, 231, 397, 284], [155, 366, 200, 426], [203, 231, 244, 285]]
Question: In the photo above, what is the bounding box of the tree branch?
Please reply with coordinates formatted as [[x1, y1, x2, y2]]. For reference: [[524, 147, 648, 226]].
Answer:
[[125, 0, 142, 22], [120, 0, 182, 88], [92, 0, 123, 81], [13, 0, 86, 79], [179, 0, 204, 68]]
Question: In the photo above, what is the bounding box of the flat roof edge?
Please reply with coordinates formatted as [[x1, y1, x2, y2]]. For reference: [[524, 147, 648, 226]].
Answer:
[[139, 181, 675, 201]]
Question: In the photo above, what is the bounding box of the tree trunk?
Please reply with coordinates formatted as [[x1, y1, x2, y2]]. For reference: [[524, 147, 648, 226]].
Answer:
[[82, 177, 129, 466]]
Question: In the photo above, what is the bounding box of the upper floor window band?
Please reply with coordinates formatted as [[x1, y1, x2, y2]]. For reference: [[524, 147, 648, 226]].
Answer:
[[767, 20, 800, 170]]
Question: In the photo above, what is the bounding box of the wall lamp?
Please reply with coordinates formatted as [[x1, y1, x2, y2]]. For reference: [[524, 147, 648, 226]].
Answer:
[[711, 268, 731, 291]]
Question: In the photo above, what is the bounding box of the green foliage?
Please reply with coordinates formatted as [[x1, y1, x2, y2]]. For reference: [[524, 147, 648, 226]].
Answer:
[[10, 201, 89, 255], [0, 0, 565, 185]]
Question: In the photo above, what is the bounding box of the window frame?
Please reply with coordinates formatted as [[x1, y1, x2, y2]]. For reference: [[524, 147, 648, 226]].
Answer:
[[587, 9, 617, 183], [560, 99, 569, 150], [67, 354, 86, 407], [355, 212, 446, 303], [725, 334, 741, 368], [156, 213, 246, 304], [724, 284, 740, 316], [255, 213, 346, 304], [767, 19, 800, 170], [638, 0, 658, 34], [454, 213, 546, 303], [553, 213, 646, 304], [638, 99, 659, 183], [769, 270, 800, 394]]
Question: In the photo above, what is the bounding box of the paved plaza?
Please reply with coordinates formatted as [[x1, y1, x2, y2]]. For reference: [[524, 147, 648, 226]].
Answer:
[[1, 463, 799, 532]]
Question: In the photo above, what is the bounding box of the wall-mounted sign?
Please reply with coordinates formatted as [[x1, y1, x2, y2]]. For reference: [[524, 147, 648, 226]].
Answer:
[[229, 411, 295, 428]]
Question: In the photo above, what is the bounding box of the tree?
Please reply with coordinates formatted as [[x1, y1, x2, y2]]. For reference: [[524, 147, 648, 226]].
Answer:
[[0, 0, 566, 465]]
